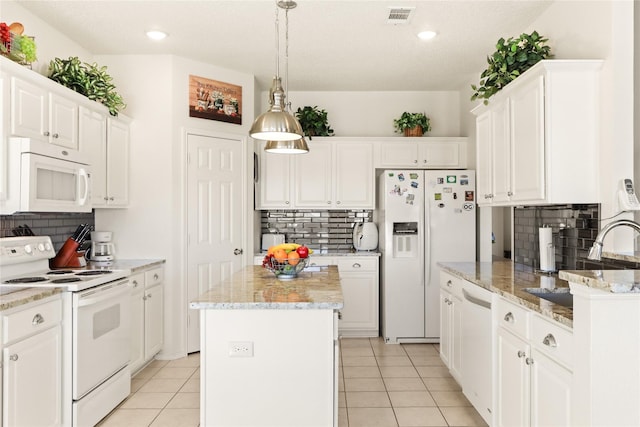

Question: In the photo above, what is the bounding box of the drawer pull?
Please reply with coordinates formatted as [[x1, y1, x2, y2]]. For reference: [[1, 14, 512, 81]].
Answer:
[[504, 312, 514, 323], [32, 313, 44, 325], [447, 280, 452, 287], [542, 333, 557, 348], [517, 350, 526, 358], [132, 280, 139, 287], [9, 354, 18, 361], [153, 273, 159, 280], [352, 263, 361, 268], [525, 357, 534, 365]]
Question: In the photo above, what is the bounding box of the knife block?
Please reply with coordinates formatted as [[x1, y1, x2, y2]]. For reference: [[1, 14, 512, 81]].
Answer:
[[50, 238, 80, 269]]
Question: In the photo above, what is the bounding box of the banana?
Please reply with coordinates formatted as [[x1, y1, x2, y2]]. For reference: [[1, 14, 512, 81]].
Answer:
[[267, 243, 302, 254]]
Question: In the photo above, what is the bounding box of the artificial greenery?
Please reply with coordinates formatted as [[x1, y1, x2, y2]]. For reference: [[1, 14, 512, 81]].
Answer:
[[393, 112, 431, 135], [471, 31, 552, 104], [295, 106, 334, 139], [48, 57, 126, 116]]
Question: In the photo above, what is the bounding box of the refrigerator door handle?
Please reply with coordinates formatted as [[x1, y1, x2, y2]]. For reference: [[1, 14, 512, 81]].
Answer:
[[424, 196, 430, 288]]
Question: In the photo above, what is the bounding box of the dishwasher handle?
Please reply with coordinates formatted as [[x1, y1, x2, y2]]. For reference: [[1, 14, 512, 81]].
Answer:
[[462, 288, 492, 309]]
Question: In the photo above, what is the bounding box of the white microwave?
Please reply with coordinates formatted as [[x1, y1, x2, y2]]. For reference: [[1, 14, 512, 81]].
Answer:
[[2, 138, 92, 214]]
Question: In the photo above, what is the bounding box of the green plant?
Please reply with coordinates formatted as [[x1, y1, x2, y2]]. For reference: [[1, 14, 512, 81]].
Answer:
[[295, 106, 334, 139], [471, 31, 552, 104], [48, 57, 126, 116], [393, 112, 431, 134]]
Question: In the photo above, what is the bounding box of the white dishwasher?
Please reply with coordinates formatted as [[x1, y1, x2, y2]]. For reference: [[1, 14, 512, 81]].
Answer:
[[461, 281, 493, 425]]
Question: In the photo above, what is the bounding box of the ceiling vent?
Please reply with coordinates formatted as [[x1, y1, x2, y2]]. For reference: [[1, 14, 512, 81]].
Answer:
[[387, 7, 415, 24]]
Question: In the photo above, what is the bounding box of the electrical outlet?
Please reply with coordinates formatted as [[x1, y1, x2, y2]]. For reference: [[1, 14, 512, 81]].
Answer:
[[229, 341, 254, 357]]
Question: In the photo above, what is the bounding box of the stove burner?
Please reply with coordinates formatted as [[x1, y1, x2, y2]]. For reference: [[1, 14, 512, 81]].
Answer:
[[5, 277, 48, 284], [50, 277, 82, 284], [75, 270, 113, 276], [47, 270, 74, 275]]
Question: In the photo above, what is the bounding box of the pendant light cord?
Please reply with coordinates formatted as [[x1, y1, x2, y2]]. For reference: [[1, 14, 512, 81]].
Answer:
[[284, 6, 291, 112], [274, 3, 280, 83]]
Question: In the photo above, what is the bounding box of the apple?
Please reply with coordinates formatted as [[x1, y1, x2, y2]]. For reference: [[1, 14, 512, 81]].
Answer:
[[296, 246, 309, 259]]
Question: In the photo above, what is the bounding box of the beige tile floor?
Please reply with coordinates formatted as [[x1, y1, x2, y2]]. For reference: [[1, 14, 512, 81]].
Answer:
[[99, 338, 487, 427]]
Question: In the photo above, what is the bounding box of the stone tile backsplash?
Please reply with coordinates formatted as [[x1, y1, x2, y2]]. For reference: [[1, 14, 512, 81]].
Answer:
[[0, 212, 95, 251], [513, 204, 640, 270], [260, 210, 374, 253]]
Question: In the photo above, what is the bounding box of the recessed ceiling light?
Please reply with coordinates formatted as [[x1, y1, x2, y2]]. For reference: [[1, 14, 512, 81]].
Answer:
[[417, 30, 437, 40], [146, 30, 168, 41]]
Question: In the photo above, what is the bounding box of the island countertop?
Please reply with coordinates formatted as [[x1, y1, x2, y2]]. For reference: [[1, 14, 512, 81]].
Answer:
[[190, 265, 344, 310]]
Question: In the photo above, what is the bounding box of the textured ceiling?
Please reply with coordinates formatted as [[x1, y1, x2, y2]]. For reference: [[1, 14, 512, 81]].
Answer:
[[15, 0, 554, 91]]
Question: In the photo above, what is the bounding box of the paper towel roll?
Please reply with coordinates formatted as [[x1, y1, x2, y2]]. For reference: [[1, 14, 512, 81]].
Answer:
[[539, 227, 555, 272]]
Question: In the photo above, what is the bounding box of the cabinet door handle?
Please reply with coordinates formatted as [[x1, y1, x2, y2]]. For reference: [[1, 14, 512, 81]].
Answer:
[[153, 273, 159, 280], [109, 197, 114, 201], [352, 263, 361, 268], [327, 201, 331, 204], [507, 191, 513, 197], [32, 313, 44, 325], [43, 131, 50, 136], [517, 350, 526, 358], [52, 133, 59, 138], [542, 333, 557, 348], [234, 248, 243, 255], [525, 357, 534, 365], [504, 312, 514, 323], [9, 354, 18, 361], [147, 293, 152, 299], [423, 159, 427, 164], [413, 159, 418, 164], [446, 280, 452, 287], [336, 201, 341, 205], [285, 201, 290, 204], [132, 280, 139, 287]]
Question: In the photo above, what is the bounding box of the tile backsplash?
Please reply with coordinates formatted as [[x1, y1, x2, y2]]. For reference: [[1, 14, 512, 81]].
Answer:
[[0, 212, 95, 250], [513, 204, 640, 270], [260, 210, 374, 253]]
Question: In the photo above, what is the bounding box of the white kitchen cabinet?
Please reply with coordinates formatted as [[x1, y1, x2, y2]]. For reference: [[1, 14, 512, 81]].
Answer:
[[2, 295, 62, 427], [10, 76, 79, 149], [494, 296, 572, 427], [129, 266, 164, 374], [81, 109, 129, 208], [256, 138, 374, 209], [439, 272, 463, 382], [376, 137, 467, 169], [256, 140, 293, 208], [336, 256, 379, 337], [473, 60, 602, 206]]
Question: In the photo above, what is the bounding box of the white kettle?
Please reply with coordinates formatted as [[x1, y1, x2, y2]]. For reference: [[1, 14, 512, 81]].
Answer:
[[353, 222, 378, 251]]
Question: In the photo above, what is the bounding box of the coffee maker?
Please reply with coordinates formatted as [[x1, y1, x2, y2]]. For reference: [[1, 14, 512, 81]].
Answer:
[[89, 231, 116, 263]]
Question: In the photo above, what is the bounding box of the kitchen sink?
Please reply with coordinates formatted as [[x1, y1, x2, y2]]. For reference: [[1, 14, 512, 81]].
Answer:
[[522, 287, 573, 309]]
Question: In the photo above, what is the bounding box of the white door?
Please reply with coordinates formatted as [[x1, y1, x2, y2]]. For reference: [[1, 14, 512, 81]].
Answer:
[[186, 133, 244, 353]]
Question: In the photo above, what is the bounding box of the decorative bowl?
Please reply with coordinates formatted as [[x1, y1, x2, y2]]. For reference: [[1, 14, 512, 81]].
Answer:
[[264, 256, 309, 280]]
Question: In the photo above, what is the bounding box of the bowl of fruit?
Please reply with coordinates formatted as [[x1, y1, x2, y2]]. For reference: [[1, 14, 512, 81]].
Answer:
[[262, 243, 312, 280]]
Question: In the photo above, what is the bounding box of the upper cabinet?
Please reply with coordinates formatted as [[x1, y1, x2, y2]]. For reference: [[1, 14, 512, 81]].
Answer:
[[375, 137, 467, 169], [256, 138, 375, 210], [11, 76, 79, 149], [472, 60, 603, 206]]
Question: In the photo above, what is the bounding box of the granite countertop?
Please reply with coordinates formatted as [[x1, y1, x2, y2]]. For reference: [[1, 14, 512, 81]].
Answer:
[[559, 269, 640, 293], [190, 265, 344, 310], [439, 260, 573, 328], [0, 288, 63, 311], [602, 251, 640, 264]]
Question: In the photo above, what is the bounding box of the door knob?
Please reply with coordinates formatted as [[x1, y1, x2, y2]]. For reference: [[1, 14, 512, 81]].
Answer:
[[234, 248, 243, 255]]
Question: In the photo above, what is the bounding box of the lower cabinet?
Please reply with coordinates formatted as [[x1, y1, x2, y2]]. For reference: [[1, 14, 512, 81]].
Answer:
[[439, 272, 463, 382], [336, 256, 379, 337], [494, 296, 572, 427], [130, 266, 165, 374], [1, 295, 62, 427]]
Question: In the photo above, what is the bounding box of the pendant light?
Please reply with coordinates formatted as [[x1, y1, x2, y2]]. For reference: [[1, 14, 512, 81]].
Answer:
[[250, 0, 309, 154]]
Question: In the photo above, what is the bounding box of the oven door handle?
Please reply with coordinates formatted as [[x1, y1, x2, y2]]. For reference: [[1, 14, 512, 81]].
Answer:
[[76, 280, 130, 307]]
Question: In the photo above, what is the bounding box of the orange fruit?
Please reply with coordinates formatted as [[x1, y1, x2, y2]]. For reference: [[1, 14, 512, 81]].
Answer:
[[273, 248, 288, 262], [287, 251, 300, 266]]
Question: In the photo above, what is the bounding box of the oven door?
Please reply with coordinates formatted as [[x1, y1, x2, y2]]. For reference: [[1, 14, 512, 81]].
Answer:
[[20, 152, 91, 213], [72, 279, 130, 400]]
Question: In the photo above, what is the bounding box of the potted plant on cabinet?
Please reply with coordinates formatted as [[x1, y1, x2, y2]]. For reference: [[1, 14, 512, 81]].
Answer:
[[471, 30, 552, 105], [48, 56, 126, 116], [393, 112, 431, 137], [295, 105, 334, 139]]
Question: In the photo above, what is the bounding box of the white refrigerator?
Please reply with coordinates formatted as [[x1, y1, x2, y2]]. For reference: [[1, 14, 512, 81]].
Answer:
[[378, 170, 476, 343]]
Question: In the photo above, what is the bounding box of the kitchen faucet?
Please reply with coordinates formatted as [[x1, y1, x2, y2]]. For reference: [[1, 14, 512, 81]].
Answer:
[[587, 219, 640, 260]]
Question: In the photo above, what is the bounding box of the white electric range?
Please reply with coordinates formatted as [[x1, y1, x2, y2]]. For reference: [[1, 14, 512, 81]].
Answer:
[[0, 236, 133, 427]]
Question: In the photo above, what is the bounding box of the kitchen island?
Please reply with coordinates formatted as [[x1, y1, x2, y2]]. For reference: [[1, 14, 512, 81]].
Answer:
[[190, 265, 343, 427]]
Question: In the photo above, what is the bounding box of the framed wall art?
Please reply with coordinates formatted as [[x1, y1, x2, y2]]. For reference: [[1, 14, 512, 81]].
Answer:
[[189, 74, 242, 125]]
